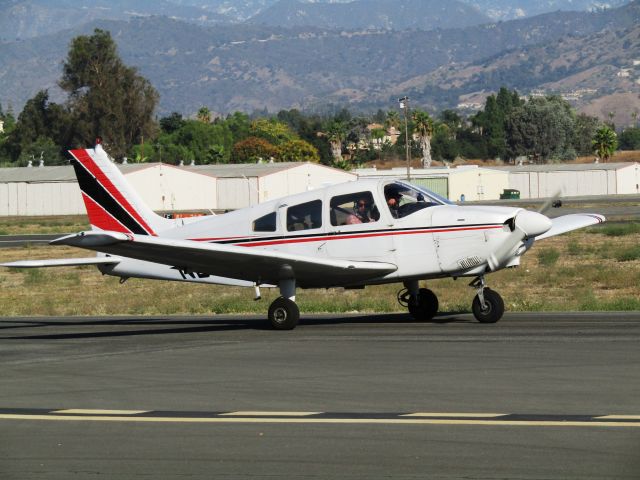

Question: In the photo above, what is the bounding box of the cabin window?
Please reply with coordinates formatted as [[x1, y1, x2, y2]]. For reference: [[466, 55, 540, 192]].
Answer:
[[330, 191, 379, 226], [287, 200, 322, 231], [253, 212, 277, 232], [384, 181, 448, 219]]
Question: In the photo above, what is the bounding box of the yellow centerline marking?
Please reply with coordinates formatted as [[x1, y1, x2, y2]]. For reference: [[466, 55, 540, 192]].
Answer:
[[52, 409, 149, 415], [220, 411, 322, 416], [1, 414, 640, 428], [594, 415, 640, 420], [402, 413, 506, 418]]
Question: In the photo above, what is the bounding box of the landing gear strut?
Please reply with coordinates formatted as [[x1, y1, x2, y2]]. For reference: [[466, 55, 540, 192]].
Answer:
[[268, 278, 299, 330], [398, 281, 439, 321], [469, 276, 504, 323]]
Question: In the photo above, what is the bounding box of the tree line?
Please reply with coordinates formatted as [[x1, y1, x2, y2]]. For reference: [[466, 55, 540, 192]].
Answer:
[[1, 29, 638, 169]]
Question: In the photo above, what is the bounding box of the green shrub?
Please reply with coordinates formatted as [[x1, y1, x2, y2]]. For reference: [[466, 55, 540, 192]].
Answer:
[[615, 246, 640, 262], [537, 248, 560, 266]]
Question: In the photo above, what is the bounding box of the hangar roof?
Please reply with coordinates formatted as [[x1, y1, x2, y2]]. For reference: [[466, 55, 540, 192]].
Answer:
[[0, 161, 353, 183], [488, 162, 637, 173]]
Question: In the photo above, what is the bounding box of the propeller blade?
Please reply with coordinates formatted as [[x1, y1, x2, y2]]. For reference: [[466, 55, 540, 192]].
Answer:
[[538, 189, 562, 214], [487, 210, 553, 271]]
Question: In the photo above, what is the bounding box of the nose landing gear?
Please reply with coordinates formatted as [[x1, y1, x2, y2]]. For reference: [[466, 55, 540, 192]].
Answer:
[[469, 276, 504, 323]]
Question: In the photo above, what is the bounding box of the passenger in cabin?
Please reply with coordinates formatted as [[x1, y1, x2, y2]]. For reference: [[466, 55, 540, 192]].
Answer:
[[347, 196, 375, 224]]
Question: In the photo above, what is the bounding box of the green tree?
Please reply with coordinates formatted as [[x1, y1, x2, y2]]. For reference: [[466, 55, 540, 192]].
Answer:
[[277, 139, 320, 163], [412, 110, 434, 168], [618, 127, 640, 150], [506, 96, 576, 162], [60, 28, 159, 160], [592, 126, 618, 162], [161, 119, 234, 164], [4, 90, 71, 164], [160, 112, 186, 134], [231, 136, 277, 163], [573, 113, 600, 156], [250, 119, 295, 146]]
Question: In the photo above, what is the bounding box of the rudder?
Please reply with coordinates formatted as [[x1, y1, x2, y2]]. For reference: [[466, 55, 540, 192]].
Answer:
[[69, 145, 172, 235]]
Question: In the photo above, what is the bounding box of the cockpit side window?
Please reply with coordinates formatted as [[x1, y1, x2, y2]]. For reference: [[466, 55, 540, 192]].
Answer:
[[384, 181, 448, 219], [329, 191, 379, 226], [287, 200, 322, 231], [253, 212, 277, 232]]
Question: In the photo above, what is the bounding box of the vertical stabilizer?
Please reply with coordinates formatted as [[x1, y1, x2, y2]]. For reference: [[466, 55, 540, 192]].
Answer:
[[69, 145, 173, 235]]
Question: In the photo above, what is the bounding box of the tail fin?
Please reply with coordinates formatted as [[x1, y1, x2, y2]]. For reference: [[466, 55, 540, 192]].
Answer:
[[69, 145, 173, 235]]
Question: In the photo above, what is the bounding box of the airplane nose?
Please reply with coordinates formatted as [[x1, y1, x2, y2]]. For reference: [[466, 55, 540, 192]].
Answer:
[[515, 210, 552, 238]]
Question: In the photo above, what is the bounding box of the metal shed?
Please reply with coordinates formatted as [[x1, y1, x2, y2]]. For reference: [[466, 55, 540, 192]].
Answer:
[[488, 162, 640, 199], [0, 161, 356, 216], [355, 165, 510, 202], [187, 162, 356, 211]]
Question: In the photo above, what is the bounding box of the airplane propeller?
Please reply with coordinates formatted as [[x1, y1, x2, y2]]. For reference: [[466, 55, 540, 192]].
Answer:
[[487, 209, 553, 271]]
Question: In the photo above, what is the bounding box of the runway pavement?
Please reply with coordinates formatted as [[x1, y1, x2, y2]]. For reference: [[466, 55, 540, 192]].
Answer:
[[1, 311, 639, 479]]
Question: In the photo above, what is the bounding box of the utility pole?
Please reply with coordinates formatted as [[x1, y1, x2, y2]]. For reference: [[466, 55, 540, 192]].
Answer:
[[399, 96, 410, 181]]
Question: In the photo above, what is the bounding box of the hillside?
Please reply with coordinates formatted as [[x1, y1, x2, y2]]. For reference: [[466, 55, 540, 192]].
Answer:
[[248, 0, 490, 30], [396, 18, 640, 110], [0, 0, 227, 42], [0, 1, 639, 116]]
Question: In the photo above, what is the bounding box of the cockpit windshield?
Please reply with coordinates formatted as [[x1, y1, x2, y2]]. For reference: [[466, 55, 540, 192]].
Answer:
[[383, 181, 453, 219]]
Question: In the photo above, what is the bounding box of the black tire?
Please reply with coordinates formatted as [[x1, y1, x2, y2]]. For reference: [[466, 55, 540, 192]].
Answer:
[[268, 297, 300, 330], [472, 288, 504, 324], [408, 288, 439, 321]]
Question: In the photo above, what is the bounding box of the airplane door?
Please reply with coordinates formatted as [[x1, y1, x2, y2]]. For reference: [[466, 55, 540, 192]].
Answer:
[[325, 190, 395, 263]]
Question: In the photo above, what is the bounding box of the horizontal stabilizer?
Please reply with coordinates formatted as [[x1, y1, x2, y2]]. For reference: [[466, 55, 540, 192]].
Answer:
[[1, 257, 120, 268], [536, 214, 605, 240], [52, 230, 397, 287]]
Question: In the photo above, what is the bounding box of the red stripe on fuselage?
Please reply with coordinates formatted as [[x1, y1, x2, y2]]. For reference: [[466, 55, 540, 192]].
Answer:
[[236, 225, 502, 247], [184, 225, 501, 248], [70, 149, 156, 235], [81, 192, 132, 233]]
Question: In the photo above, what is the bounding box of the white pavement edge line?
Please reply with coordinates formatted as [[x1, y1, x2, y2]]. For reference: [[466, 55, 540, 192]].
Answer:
[[1, 414, 640, 428]]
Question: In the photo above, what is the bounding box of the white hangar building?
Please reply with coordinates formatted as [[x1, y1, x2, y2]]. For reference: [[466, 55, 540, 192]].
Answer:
[[489, 162, 640, 199], [355, 165, 510, 202], [0, 162, 356, 216]]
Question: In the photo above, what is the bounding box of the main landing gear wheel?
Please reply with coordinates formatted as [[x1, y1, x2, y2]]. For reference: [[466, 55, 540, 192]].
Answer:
[[268, 297, 299, 330], [408, 288, 439, 321], [472, 288, 504, 324]]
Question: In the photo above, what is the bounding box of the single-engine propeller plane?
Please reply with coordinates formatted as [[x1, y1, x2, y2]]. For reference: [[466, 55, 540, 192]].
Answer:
[[3, 145, 605, 329]]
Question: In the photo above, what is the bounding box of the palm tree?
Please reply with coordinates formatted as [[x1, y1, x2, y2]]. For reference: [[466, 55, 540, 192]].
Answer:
[[412, 110, 434, 168], [325, 121, 346, 163], [197, 106, 211, 123], [592, 126, 618, 163]]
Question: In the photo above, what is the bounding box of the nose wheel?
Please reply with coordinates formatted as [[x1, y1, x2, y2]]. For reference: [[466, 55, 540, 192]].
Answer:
[[469, 276, 504, 323]]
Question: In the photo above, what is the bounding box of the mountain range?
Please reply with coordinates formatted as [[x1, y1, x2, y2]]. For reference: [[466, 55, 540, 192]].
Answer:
[[0, 0, 638, 122]]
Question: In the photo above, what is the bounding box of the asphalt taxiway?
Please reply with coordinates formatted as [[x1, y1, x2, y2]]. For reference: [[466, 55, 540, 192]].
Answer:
[[1, 312, 639, 479]]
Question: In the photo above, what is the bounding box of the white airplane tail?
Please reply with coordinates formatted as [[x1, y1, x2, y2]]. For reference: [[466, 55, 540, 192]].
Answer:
[[69, 145, 173, 235]]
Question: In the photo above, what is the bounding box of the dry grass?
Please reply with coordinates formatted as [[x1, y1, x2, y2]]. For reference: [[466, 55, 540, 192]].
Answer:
[[0, 216, 89, 235], [1, 229, 638, 317]]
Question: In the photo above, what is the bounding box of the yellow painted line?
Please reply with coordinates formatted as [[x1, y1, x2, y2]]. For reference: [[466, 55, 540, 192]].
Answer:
[[594, 415, 640, 420], [402, 413, 506, 418], [220, 411, 322, 417], [51, 409, 149, 415], [1, 414, 640, 428]]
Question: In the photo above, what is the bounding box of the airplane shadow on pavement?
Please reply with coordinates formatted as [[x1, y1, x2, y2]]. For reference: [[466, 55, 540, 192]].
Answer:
[[0, 312, 474, 340]]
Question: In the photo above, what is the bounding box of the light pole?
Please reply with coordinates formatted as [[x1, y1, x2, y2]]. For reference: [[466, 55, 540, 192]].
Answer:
[[399, 96, 410, 180]]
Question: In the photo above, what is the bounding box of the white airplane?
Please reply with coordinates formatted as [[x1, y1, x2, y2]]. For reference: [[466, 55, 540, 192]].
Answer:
[[3, 145, 605, 329]]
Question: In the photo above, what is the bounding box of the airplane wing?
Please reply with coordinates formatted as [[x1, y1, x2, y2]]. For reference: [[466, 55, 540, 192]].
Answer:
[[535, 214, 605, 241], [51, 231, 398, 288], [1, 257, 120, 268]]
